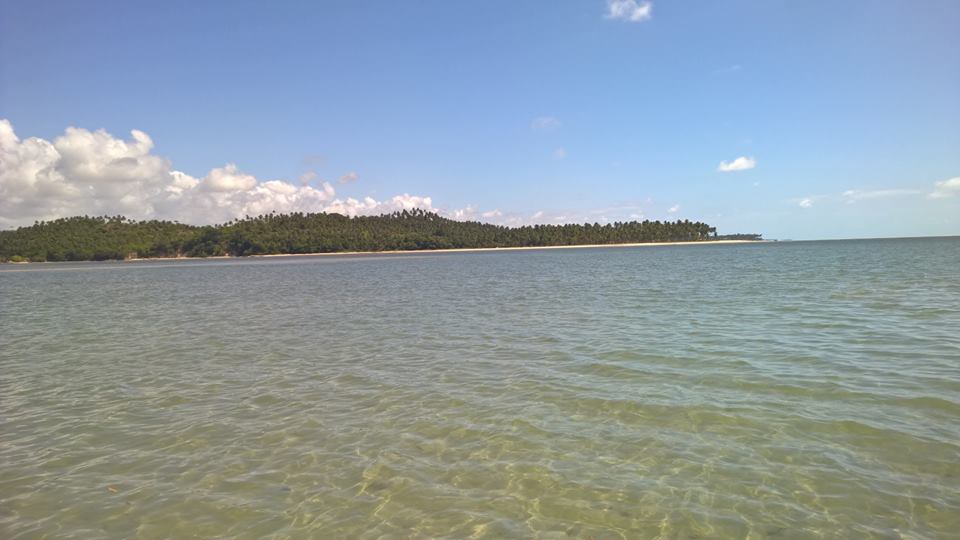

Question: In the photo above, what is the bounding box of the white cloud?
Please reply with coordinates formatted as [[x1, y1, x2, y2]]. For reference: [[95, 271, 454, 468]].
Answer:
[[0, 119, 435, 228], [339, 171, 358, 184], [323, 194, 434, 218], [553, 147, 567, 159], [445, 206, 522, 225], [606, 0, 653, 22], [448, 205, 478, 221], [531, 116, 561, 131], [717, 156, 756, 173], [203, 164, 257, 192], [667, 204, 680, 213], [929, 177, 960, 199], [793, 188, 924, 210], [461, 203, 658, 228], [842, 188, 921, 203]]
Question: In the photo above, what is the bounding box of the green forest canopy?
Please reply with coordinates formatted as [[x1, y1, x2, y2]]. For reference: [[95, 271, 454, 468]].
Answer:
[[0, 211, 761, 262]]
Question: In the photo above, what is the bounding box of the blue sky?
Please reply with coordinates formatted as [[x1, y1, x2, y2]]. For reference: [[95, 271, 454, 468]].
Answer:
[[1, 0, 958, 239]]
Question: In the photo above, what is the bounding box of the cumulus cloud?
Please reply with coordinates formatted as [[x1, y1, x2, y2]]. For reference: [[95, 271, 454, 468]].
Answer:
[[448, 205, 478, 221], [717, 156, 756, 173], [437, 205, 530, 226], [464, 203, 659, 228], [323, 194, 435, 218], [531, 116, 561, 131], [798, 198, 814, 208], [668, 204, 680, 214], [0, 119, 434, 228], [203, 164, 257, 192], [443, 206, 513, 224], [338, 171, 359, 184], [929, 177, 960, 199], [606, 0, 653, 22]]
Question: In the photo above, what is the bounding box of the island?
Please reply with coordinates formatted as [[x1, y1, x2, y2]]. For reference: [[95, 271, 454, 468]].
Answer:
[[0, 211, 763, 263]]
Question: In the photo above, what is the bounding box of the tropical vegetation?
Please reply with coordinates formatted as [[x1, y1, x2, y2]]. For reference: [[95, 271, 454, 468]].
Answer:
[[0, 211, 761, 262]]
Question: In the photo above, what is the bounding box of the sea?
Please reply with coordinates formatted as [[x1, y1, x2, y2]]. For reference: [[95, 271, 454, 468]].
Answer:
[[1, 237, 958, 539]]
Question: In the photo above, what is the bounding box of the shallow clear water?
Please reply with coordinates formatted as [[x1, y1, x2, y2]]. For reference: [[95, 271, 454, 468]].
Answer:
[[1, 238, 959, 539]]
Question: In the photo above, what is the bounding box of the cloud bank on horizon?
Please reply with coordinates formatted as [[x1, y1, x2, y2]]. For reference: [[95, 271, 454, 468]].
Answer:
[[795, 182, 959, 209], [0, 119, 658, 230], [0, 119, 440, 228]]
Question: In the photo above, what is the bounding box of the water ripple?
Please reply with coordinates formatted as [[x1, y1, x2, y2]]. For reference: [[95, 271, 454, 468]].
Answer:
[[1, 238, 959, 538]]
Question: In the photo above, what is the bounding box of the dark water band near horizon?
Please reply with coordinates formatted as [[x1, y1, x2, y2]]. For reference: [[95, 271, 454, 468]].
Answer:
[[1, 237, 958, 539]]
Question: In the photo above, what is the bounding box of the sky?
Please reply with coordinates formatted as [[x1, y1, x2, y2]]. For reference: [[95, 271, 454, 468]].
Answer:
[[1, 0, 958, 240]]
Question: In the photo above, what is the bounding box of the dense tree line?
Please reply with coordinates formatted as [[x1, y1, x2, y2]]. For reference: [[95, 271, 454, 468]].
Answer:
[[0, 211, 760, 262]]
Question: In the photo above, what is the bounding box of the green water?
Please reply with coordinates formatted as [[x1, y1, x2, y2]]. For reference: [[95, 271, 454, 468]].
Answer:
[[1, 238, 958, 539]]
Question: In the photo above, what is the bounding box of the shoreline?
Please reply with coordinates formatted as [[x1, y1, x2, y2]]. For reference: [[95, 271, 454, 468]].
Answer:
[[2, 240, 766, 265], [145, 239, 764, 261]]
